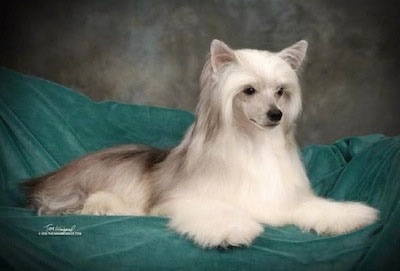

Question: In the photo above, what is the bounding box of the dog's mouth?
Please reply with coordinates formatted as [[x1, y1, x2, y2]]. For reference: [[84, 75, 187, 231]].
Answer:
[[250, 119, 279, 129]]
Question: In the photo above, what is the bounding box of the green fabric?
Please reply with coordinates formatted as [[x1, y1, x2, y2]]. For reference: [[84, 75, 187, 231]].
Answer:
[[0, 67, 399, 270]]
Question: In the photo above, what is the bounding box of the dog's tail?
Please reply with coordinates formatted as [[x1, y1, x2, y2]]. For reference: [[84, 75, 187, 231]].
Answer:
[[22, 145, 170, 216], [23, 170, 87, 215]]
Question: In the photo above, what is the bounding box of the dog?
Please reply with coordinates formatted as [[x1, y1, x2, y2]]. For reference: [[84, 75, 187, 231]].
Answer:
[[25, 39, 378, 248]]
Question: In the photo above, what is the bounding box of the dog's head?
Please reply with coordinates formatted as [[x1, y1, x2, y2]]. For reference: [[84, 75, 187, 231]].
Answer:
[[198, 39, 307, 135]]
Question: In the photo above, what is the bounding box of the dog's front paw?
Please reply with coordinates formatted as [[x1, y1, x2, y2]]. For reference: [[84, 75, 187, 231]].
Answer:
[[293, 199, 379, 235], [316, 202, 378, 235], [169, 212, 264, 248]]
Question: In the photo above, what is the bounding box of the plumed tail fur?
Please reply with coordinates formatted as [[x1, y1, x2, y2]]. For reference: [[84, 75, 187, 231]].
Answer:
[[23, 172, 88, 215], [25, 145, 169, 215]]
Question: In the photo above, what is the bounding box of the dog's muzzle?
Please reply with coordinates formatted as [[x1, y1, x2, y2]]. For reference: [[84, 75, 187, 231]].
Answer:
[[250, 108, 283, 129]]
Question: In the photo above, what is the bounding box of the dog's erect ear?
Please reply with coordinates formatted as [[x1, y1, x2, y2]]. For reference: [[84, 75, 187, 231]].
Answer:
[[278, 40, 308, 72], [210, 40, 236, 72]]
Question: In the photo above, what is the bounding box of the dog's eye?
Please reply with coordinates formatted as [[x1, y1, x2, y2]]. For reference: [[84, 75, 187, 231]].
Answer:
[[243, 87, 256, 95], [276, 87, 284, 97]]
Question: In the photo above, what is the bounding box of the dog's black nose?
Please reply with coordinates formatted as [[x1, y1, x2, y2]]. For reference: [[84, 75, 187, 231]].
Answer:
[[267, 109, 282, 122]]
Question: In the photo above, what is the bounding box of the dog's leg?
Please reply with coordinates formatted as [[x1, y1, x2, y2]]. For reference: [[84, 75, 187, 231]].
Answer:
[[80, 191, 139, 216], [157, 198, 264, 248], [291, 197, 378, 235]]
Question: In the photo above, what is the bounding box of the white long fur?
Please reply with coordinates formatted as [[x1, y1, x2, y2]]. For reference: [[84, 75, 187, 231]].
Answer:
[[28, 40, 378, 248]]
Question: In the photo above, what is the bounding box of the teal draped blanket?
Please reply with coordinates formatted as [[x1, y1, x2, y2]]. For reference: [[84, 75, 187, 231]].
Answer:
[[1, 67, 399, 270]]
